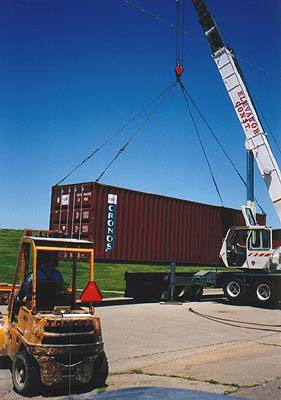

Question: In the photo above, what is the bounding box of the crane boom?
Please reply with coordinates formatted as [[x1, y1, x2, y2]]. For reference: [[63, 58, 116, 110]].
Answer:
[[192, 0, 281, 223]]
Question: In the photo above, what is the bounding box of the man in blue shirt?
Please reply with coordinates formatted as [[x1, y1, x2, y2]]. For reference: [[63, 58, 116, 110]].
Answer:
[[20, 252, 64, 301]]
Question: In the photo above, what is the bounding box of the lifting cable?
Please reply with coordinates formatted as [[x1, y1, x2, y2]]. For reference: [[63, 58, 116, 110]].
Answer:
[[179, 83, 265, 213], [122, 0, 281, 81], [175, 0, 185, 69], [189, 308, 281, 333], [178, 79, 224, 207], [123, 0, 278, 213], [174, 1, 224, 206], [55, 80, 177, 186], [95, 80, 178, 183]]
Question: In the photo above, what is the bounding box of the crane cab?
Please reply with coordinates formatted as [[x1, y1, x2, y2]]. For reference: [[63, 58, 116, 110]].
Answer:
[[219, 226, 281, 271]]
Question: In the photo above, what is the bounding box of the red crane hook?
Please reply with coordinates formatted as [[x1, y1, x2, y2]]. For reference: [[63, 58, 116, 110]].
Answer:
[[175, 63, 184, 79]]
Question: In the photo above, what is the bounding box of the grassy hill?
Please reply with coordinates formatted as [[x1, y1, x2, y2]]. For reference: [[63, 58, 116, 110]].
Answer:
[[0, 229, 23, 283]]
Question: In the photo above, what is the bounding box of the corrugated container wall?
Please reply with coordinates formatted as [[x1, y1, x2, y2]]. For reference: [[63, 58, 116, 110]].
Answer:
[[50, 182, 266, 265]]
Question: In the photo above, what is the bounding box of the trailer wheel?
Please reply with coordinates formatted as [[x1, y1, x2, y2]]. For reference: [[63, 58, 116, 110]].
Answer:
[[174, 285, 187, 301], [185, 285, 203, 301], [92, 351, 109, 388], [254, 280, 276, 305], [223, 278, 245, 303], [12, 350, 40, 395]]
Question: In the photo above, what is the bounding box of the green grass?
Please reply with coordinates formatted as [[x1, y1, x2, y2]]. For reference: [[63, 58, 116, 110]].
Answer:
[[0, 229, 224, 297], [0, 229, 23, 283]]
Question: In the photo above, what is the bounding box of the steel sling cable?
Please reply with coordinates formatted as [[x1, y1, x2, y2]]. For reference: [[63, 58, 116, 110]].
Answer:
[[178, 79, 224, 207], [55, 80, 177, 186], [95, 80, 178, 183], [179, 83, 265, 214]]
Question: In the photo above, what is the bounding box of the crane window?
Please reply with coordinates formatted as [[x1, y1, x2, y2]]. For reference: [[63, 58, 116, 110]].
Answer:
[[249, 230, 270, 250]]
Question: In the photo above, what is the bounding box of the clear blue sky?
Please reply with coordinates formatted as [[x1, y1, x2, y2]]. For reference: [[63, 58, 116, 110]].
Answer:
[[1, 0, 281, 229]]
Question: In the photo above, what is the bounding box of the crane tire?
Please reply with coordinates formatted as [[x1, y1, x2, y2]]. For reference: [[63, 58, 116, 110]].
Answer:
[[254, 280, 277, 305], [185, 285, 203, 301], [223, 277, 245, 303]]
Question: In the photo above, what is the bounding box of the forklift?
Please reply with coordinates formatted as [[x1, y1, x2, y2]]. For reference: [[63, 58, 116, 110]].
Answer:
[[0, 229, 108, 395]]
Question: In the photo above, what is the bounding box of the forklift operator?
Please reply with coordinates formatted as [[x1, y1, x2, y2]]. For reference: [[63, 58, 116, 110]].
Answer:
[[19, 252, 64, 301]]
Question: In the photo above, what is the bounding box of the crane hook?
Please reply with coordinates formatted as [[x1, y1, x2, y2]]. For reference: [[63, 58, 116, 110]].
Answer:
[[175, 63, 184, 79]]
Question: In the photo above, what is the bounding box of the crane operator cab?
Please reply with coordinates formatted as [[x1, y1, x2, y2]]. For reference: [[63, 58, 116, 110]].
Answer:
[[220, 206, 280, 272], [220, 205, 281, 271], [220, 226, 281, 272]]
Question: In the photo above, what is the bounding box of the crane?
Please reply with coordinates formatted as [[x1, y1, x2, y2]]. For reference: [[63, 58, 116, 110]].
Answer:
[[192, 0, 281, 305]]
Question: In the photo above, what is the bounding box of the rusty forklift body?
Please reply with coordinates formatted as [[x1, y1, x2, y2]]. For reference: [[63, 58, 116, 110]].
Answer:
[[0, 230, 108, 395]]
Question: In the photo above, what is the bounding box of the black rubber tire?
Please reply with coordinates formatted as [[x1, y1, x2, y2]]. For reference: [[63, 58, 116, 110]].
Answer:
[[12, 350, 40, 395], [254, 280, 277, 305], [160, 285, 187, 302], [92, 351, 109, 388], [173, 285, 186, 301], [185, 285, 203, 301], [223, 277, 246, 303]]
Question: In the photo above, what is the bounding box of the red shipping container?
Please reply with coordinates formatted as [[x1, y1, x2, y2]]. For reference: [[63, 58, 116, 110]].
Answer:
[[49, 182, 266, 265]]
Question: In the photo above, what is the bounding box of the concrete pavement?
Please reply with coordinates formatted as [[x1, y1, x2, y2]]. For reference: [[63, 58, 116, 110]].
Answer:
[[1, 298, 281, 399]]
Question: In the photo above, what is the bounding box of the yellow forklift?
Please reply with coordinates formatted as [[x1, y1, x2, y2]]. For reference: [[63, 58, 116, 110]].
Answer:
[[0, 230, 108, 395]]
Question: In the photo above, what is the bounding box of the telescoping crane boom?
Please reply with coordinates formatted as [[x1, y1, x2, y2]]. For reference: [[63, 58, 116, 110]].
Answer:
[[192, 0, 281, 223]]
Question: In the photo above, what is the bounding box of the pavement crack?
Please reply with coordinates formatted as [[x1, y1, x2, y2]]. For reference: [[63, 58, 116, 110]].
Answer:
[[112, 336, 269, 364], [258, 342, 281, 348], [111, 370, 245, 394]]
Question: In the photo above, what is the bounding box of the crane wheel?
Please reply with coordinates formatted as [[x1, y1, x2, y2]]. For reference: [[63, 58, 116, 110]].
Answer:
[[184, 285, 203, 301], [223, 277, 245, 303], [254, 280, 277, 305]]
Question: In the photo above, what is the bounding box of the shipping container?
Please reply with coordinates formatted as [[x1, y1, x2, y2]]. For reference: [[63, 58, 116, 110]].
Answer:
[[50, 182, 266, 265]]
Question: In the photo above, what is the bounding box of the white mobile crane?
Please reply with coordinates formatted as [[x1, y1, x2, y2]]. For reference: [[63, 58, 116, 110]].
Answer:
[[192, 0, 281, 304]]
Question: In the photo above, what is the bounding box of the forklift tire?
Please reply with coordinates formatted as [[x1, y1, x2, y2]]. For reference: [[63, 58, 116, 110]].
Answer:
[[223, 277, 245, 303], [254, 280, 277, 305], [12, 350, 40, 396], [92, 351, 109, 388]]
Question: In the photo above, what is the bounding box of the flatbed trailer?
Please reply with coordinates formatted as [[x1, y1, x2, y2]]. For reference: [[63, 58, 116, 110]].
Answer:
[[125, 267, 281, 306]]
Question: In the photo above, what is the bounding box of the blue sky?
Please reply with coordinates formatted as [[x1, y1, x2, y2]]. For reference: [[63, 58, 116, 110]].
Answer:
[[1, 0, 281, 229]]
